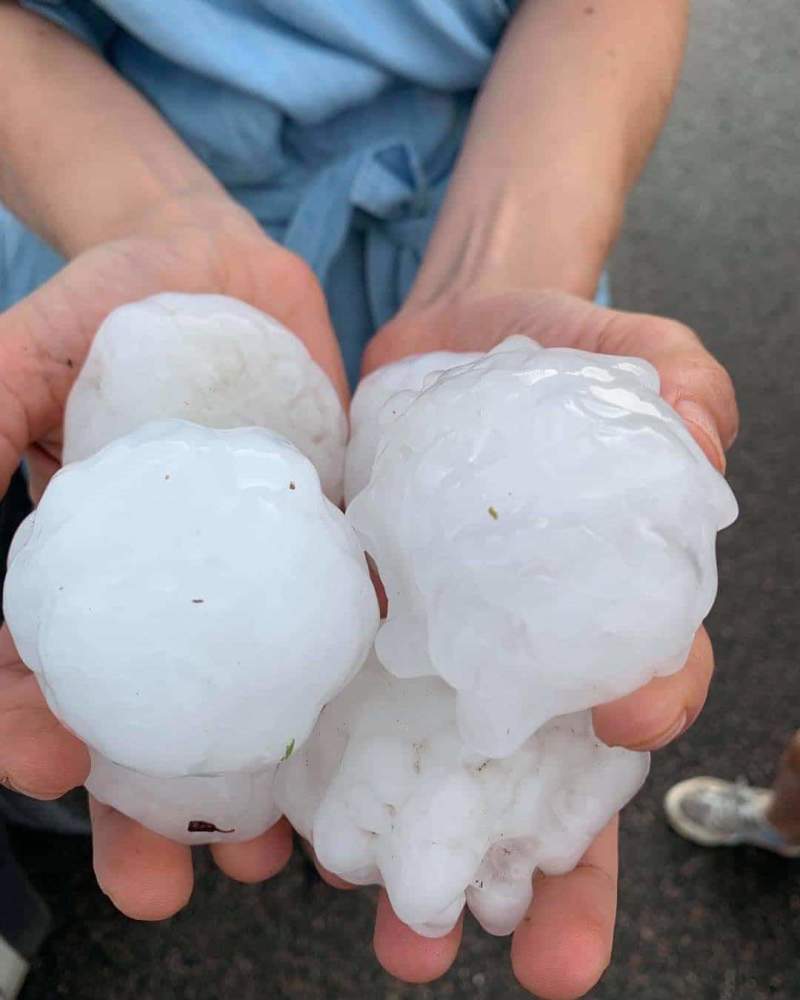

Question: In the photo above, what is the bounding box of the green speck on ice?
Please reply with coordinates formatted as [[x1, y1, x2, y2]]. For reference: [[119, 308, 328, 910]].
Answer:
[[281, 738, 295, 762]]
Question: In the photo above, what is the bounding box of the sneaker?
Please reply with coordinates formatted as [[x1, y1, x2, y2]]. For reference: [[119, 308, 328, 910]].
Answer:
[[664, 776, 800, 858]]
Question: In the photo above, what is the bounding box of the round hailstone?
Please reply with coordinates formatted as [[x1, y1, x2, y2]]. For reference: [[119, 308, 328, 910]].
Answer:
[[3, 420, 378, 843], [276, 654, 648, 938], [87, 756, 280, 844], [63, 292, 347, 502], [347, 337, 738, 759]]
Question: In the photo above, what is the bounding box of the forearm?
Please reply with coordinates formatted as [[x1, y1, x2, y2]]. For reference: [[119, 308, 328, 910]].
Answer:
[[408, 0, 689, 305], [0, 4, 226, 258]]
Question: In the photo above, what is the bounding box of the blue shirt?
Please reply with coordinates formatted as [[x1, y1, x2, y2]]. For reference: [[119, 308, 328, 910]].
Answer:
[[3, 1, 608, 383]]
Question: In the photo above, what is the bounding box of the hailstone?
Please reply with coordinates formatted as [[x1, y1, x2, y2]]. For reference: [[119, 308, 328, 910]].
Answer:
[[276, 654, 649, 938], [63, 292, 347, 502], [347, 337, 738, 758], [344, 349, 482, 504], [3, 421, 378, 842]]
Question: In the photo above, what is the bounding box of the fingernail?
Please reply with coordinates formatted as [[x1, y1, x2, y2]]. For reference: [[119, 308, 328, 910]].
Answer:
[[674, 401, 726, 473], [647, 711, 689, 751]]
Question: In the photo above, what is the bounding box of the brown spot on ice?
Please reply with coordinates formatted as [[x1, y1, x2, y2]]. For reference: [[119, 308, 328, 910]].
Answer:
[[187, 820, 234, 834], [192, 598, 204, 604], [289, 481, 296, 490]]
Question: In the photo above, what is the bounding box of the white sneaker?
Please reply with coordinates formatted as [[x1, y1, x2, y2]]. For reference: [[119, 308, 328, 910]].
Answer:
[[664, 776, 800, 857]]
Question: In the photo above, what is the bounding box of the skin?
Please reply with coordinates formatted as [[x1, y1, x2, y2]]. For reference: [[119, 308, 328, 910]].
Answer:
[[0, 1, 738, 996]]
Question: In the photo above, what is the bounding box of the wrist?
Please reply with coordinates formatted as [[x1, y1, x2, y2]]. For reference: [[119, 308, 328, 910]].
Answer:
[[406, 172, 624, 311], [119, 185, 252, 244], [59, 177, 242, 258]]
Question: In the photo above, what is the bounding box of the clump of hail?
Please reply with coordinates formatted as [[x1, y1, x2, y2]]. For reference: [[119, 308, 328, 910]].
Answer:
[[346, 337, 738, 758], [276, 654, 648, 937], [2, 299, 738, 940], [3, 294, 377, 843], [64, 292, 347, 502]]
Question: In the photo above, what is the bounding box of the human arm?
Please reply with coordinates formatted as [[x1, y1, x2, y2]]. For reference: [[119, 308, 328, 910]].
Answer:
[[364, 3, 738, 996], [0, 3, 347, 495]]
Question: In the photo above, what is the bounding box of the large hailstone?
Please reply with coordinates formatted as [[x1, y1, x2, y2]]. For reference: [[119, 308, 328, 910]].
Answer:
[[345, 349, 482, 504], [276, 655, 648, 938], [3, 421, 378, 842], [63, 292, 347, 502], [347, 337, 738, 759]]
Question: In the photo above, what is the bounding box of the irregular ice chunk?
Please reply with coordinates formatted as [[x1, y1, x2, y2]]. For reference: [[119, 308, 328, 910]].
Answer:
[[344, 349, 482, 504], [4, 421, 378, 842], [63, 293, 347, 502], [276, 655, 648, 937], [347, 338, 738, 758]]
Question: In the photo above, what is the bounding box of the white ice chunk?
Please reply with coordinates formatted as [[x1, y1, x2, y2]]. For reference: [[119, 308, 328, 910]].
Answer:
[[344, 349, 483, 505], [63, 293, 347, 502], [276, 655, 648, 937], [86, 753, 280, 845], [347, 338, 738, 757], [4, 421, 378, 842]]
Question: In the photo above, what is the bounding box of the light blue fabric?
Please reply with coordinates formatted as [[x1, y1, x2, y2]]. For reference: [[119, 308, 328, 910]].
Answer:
[[3, 0, 609, 386]]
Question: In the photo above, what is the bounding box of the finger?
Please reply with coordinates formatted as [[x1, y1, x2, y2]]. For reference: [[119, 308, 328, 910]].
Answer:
[[210, 816, 293, 884], [373, 889, 463, 984], [298, 838, 356, 890], [511, 819, 618, 1000], [90, 796, 194, 920], [0, 626, 89, 798], [592, 626, 714, 750]]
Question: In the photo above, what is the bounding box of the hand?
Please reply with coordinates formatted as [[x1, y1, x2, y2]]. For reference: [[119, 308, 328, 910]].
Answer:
[[358, 288, 738, 997], [0, 191, 347, 918]]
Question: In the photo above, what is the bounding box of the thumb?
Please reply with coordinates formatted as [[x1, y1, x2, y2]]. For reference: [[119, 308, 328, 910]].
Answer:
[[0, 292, 78, 496]]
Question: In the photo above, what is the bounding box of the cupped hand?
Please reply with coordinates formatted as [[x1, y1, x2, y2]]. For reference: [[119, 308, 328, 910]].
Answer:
[[0, 191, 347, 917], [357, 287, 738, 997]]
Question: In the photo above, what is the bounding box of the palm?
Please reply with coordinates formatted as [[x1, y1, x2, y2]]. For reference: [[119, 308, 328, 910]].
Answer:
[[359, 288, 738, 996]]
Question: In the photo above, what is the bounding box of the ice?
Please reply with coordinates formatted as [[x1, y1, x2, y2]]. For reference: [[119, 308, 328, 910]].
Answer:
[[63, 293, 347, 502], [347, 337, 738, 758], [276, 654, 649, 937], [86, 754, 280, 845], [3, 420, 378, 842], [345, 349, 482, 504]]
